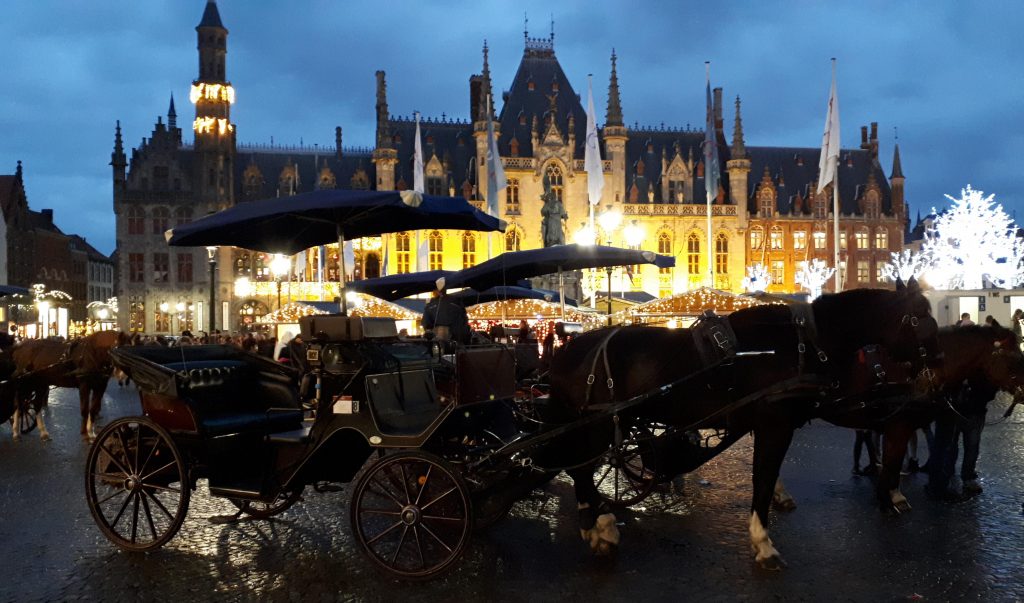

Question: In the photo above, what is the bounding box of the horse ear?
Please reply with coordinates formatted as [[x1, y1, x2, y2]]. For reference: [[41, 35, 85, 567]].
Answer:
[[895, 277, 905, 291]]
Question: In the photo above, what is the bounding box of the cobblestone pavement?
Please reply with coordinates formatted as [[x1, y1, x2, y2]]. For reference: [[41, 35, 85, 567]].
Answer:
[[1, 382, 1022, 602]]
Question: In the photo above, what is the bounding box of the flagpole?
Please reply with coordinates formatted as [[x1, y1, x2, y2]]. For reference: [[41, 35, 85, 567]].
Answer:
[[705, 61, 714, 289], [830, 58, 841, 292]]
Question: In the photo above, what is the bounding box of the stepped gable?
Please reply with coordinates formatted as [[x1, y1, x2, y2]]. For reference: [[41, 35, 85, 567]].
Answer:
[[745, 147, 892, 216], [498, 35, 587, 159], [385, 117, 476, 192]]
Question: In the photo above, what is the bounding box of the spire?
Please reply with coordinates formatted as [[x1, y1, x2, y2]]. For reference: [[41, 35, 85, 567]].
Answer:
[[113, 120, 124, 156], [198, 0, 225, 29], [606, 49, 623, 127], [375, 70, 391, 149], [15, 160, 22, 180], [731, 95, 746, 158], [479, 41, 494, 120], [891, 142, 904, 179], [167, 93, 177, 129]]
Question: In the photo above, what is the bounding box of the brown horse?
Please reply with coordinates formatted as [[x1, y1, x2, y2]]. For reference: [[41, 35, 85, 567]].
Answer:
[[4, 331, 126, 441]]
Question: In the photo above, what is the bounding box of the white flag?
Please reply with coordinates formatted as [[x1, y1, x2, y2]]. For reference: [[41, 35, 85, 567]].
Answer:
[[413, 113, 425, 194], [817, 62, 840, 194], [416, 233, 429, 272], [381, 234, 389, 277], [484, 95, 506, 217], [343, 240, 355, 278], [293, 249, 307, 279], [585, 76, 604, 206]]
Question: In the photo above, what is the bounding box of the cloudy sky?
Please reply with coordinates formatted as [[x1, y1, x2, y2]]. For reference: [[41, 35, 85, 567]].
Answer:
[[1, 0, 1021, 255]]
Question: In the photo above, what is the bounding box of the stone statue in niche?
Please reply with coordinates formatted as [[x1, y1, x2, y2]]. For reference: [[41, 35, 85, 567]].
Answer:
[[540, 172, 567, 247]]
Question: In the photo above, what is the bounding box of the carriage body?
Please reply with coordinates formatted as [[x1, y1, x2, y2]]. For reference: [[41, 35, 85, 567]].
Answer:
[[91, 316, 530, 578]]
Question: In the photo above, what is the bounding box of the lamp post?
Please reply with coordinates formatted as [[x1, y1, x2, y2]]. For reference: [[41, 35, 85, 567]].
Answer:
[[206, 246, 217, 334], [270, 254, 290, 310], [598, 207, 622, 325]]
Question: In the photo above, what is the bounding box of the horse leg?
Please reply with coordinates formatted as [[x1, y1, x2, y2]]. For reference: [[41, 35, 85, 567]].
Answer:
[[79, 383, 92, 441], [35, 388, 51, 442], [568, 464, 620, 556], [750, 423, 794, 570], [772, 477, 797, 511], [11, 405, 20, 442], [878, 426, 911, 513], [88, 382, 106, 440]]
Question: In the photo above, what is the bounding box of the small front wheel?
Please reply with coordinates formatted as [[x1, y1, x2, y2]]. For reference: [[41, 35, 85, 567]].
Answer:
[[85, 417, 190, 552], [351, 451, 472, 579]]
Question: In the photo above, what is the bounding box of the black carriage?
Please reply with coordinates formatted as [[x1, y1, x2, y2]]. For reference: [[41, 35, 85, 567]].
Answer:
[[87, 315, 540, 579]]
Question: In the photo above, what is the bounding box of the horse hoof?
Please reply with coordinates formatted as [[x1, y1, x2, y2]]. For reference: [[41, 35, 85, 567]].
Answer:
[[594, 539, 618, 557], [772, 498, 797, 512], [894, 500, 912, 514], [757, 554, 787, 571], [40, 433, 51, 442]]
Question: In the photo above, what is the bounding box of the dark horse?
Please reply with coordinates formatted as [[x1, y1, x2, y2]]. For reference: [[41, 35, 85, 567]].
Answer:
[[2, 331, 125, 441], [816, 324, 1024, 512], [542, 280, 940, 570]]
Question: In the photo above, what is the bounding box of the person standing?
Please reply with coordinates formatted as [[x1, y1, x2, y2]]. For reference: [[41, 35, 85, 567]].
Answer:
[[1011, 309, 1023, 348]]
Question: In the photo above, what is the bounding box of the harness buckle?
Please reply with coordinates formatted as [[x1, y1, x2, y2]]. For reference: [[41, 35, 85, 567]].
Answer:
[[606, 378, 615, 390], [586, 374, 596, 385], [797, 343, 806, 354], [818, 350, 828, 363]]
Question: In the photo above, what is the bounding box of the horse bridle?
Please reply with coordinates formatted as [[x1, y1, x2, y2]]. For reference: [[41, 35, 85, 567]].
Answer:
[[897, 312, 942, 390]]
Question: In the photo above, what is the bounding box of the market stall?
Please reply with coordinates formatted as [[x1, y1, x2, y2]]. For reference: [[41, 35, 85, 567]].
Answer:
[[619, 287, 769, 328]]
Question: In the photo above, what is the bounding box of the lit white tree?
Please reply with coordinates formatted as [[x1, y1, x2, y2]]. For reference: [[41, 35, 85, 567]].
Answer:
[[921, 186, 1024, 290], [742, 264, 771, 292], [881, 249, 931, 283], [795, 259, 835, 300]]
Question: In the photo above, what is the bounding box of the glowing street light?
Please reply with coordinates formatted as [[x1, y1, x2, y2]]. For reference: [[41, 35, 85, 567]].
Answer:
[[270, 253, 290, 309], [623, 220, 645, 248]]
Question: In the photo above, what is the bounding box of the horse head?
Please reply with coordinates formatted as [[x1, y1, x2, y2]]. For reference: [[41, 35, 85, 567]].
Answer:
[[974, 327, 1024, 403], [891, 276, 943, 381]]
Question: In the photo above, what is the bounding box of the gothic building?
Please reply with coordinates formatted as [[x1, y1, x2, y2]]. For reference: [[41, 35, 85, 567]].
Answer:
[[115, 1, 908, 333]]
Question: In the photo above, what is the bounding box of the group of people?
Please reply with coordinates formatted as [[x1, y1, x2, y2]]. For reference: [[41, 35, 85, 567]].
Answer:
[[853, 309, 1021, 499]]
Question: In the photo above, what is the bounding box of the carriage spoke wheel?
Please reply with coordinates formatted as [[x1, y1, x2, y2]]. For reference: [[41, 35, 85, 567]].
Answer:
[[229, 488, 303, 519], [594, 436, 657, 508], [17, 403, 37, 434], [351, 451, 472, 579], [85, 417, 190, 552]]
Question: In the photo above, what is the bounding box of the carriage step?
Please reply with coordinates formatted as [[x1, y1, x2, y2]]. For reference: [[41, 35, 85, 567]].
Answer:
[[268, 423, 312, 444]]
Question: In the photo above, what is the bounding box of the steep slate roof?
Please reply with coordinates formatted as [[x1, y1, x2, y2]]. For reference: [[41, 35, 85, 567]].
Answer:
[[386, 118, 476, 191], [27, 209, 65, 234], [232, 149, 375, 201], [0, 175, 19, 221], [745, 147, 892, 216], [68, 235, 112, 262], [198, 0, 225, 29], [497, 41, 587, 159], [623, 129, 709, 203]]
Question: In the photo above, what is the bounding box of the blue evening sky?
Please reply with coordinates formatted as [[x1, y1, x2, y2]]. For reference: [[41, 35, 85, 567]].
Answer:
[[1, 0, 1021, 255]]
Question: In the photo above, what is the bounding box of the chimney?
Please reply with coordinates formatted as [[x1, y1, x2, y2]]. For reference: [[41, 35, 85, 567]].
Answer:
[[335, 126, 343, 160], [42, 208, 54, 224], [860, 126, 869, 149], [870, 122, 878, 142], [869, 121, 879, 159]]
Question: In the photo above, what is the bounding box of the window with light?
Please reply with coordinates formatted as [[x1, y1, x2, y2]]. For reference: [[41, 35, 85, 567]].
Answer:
[[395, 233, 411, 274], [545, 164, 564, 202], [813, 231, 827, 249], [770, 227, 784, 250], [428, 231, 443, 271], [857, 260, 870, 282], [658, 232, 673, 274], [750, 227, 763, 250], [462, 232, 477, 268], [793, 231, 807, 250], [687, 233, 700, 275], [770, 260, 784, 286], [855, 231, 869, 250], [506, 179, 520, 214], [875, 229, 888, 249]]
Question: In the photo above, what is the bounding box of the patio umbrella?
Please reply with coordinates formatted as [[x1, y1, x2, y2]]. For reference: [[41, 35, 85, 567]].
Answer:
[[165, 189, 504, 313], [0, 285, 30, 297], [449, 285, 577, 307], [448, 244, 675, 317], [345, 270, 456, 301]]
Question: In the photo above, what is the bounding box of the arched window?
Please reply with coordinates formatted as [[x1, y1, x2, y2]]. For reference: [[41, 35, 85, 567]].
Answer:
[[875, 228, 888, 250], [428, 231, 443, 270], [174, 206, 192, 226], [812, 188, 828, 219], [506, 179, 520, 214], [757, 184, 775, 218], [151, 207, 170, 235], [462, 232, 477, 268], [505, 228, 522, 252], [749, 226, 764, 250], [687, 233, 700, 276], [545, 163, 564, 203], [658, 232, 672, 274], [127, 206, 145, 235], [770, 226, 784, 250], [235, 252, 251, 277], [238, 300, 269, 329], [395, 232, 411, 274], [715, 233, 728, 275]]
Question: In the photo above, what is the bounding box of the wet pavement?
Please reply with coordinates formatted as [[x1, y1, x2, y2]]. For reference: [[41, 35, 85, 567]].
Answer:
[[1, 382, 1023, 602]]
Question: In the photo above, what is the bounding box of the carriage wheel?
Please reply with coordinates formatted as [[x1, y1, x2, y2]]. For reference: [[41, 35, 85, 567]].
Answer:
[[351, 451, 472, 579], [85, 417, 190, 552], [229, 488, 303, 519], [17, 403, 37, 434], [594, 436, 657, 508]]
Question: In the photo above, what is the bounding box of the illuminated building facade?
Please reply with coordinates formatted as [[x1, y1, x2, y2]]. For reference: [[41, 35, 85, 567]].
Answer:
[[114, 2, 908, 332]]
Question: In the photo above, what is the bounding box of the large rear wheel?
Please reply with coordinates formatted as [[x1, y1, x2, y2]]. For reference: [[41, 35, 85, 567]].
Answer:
[[85, 417, 190, 552], [351, 451, 472, 579]]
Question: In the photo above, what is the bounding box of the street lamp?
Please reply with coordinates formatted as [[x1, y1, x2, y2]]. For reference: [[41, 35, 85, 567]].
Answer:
[[206, 246, 217, 334], [270, 254, 290, 309], [598, 207, 622, 325]]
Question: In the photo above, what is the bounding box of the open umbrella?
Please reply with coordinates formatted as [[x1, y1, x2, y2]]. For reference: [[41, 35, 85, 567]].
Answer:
[[345, 270, 456, 301], [0, 285, 30, 297], [449, 285, 577, 307], [166, 189, 504, 313]]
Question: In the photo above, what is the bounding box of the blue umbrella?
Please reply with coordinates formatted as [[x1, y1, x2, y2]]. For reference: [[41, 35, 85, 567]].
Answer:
[[165, 189, 504, 313], [345, 270, 456, 301], [449, 285, 577, 307]]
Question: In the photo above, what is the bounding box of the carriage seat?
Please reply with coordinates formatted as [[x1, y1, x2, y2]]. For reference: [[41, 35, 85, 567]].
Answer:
[[164, 360, 303, 437], [365, 369, 443, 437]]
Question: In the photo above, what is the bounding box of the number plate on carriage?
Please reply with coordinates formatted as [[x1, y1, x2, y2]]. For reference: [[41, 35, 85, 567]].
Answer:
[[332, 395, 358, 414]]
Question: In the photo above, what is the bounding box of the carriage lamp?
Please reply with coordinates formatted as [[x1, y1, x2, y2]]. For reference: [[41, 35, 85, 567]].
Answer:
[[270, 254, 290, 309], [206, 246, 218, 334]]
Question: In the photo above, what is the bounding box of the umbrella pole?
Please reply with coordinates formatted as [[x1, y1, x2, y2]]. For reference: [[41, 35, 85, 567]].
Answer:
[[337, 225, 348, 315], [558, 266, 566, 319]]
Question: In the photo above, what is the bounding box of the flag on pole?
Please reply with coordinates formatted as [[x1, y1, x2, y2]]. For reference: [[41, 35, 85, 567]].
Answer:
[[413, 112, 425, 195], [343, 240, 356, 280], [703, 79, 720, 204], [484, 94, 506, 217], [817, 62, 840, 194], [294, 249, 307, 279], [416, 235, 429, 272], [584, 76, 604, 207], [381, 234, 389, 277]]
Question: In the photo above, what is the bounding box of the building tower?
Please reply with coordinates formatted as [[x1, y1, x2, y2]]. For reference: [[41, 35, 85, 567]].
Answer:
[[191, 0, 235, 209], [372, 70, 397, 190], [110, 120, 127, 203], [603, 50, 628, 205], [472, 41, 497, 200], [726, 96, 750, 228], [890, 140, 906, 231]]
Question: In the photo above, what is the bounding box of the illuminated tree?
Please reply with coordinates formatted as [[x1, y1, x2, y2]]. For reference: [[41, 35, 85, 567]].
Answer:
[[795, 259, 835, 300], [742, 264, 771, 292], [921, 186, 1024, 290], [881, 249, 930, 283]]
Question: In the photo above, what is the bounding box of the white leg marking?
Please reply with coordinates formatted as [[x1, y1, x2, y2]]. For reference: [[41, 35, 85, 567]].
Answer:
[[38, 405, 50, 441], [577, 503, 619, 555], [11, 407, 20, 441], [889, 488, 911, 512], [773, 478, 797, 510], [749, 511, 782, 564]]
